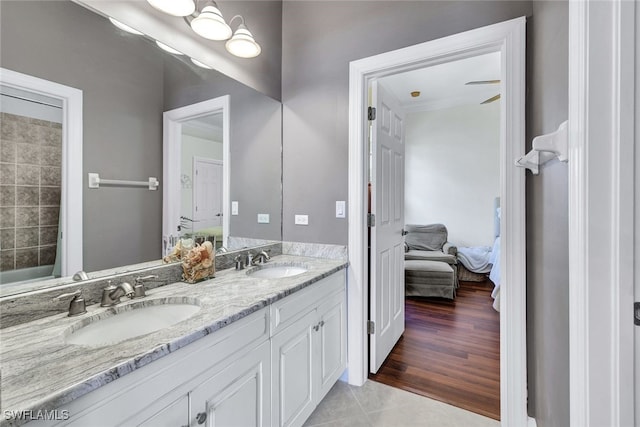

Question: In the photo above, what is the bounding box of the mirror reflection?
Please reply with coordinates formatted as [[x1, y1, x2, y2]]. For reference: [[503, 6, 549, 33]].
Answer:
[[180, 112, 224, 248], [0, 0, 282, 295]]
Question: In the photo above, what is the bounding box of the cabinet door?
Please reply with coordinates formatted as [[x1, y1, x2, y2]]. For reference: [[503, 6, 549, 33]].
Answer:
[[316, 290, 347, 402], [190, 341, 271, 427], [271, 310, 317, 427], [138, 395, 189, 427]]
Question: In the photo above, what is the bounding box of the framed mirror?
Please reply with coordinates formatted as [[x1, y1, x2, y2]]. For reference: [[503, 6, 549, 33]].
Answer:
[[0, 0, 282, 296]]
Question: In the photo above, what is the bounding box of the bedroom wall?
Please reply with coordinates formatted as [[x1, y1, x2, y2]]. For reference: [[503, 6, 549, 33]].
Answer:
[[526, 1, 570, 425], [404, 103, 500, 247], [281, 0, 533, 245]]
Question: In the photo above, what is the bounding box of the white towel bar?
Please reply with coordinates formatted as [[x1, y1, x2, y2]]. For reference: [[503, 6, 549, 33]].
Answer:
[[88, 173, 159, 190]]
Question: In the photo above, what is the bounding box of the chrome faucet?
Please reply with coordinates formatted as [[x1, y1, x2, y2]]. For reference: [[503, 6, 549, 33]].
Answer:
[[72, 271, 89, 281], [131, 275, 160, 298], [251, 250, 270, 265], [100, 281, 135, 307], [54, 289, 87, 317], [245, 251, 253, 267]]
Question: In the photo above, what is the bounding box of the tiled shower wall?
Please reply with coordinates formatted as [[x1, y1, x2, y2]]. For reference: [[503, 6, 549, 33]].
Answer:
[[0, 112, 61, 272]]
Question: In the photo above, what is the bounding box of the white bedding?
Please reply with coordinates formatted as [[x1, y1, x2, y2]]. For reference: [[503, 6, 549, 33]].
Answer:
[[457, 246, 493, 273]]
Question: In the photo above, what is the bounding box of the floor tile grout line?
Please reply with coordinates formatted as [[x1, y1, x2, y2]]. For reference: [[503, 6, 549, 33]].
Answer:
[[347, 382, 375, 425]]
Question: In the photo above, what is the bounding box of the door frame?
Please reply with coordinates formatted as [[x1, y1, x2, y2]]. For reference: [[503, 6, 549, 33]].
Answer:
[[163, 95, 230, 247], [347, 17, 529, 426], [567, 1, 637, 425], [0, 67, 83, 278]]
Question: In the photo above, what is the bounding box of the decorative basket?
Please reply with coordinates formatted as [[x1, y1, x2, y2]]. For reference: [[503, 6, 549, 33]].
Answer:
[[180, 241, 215, 283]]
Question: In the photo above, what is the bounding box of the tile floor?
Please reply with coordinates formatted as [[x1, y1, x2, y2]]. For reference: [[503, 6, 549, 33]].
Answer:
[[303, 380, 500, 427]]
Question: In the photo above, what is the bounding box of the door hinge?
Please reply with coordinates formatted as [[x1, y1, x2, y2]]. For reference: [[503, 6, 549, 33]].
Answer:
[[367, 320, 375, 334], [368, 107, 376, 121], [635, 302, 640, 326], [367, 213, 376, 227]]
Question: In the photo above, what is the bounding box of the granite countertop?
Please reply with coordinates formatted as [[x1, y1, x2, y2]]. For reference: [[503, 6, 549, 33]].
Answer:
[[0, 255, 347, 422]]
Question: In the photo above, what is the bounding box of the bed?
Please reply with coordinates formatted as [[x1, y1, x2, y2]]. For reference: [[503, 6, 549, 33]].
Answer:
[[455, 198, 502, 311]]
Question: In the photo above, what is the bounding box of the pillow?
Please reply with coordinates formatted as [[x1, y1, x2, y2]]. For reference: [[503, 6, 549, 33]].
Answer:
[[405, 224, 448, 251]]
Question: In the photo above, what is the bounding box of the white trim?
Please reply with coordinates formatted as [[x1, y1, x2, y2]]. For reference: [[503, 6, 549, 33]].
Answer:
[[568, 1, 637, 425], [0, 68, 83, 277], [347, 17, 528, 426], [163, 96, 230, 247]]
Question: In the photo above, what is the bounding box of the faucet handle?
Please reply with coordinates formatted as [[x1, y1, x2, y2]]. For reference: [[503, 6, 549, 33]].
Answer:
[[54, 289, 87, 317]]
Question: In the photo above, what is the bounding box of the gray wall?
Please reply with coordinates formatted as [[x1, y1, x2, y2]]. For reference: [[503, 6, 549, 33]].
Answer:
[[1, 1, 165, 272], [281, 1, 533, 244], [526, 2, 570, 426], [281, 2, 572, 425]]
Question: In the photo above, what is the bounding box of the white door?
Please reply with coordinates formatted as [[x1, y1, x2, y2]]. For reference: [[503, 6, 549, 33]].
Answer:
[[369, 80, 406, 373], [193, 157, 223, 231]]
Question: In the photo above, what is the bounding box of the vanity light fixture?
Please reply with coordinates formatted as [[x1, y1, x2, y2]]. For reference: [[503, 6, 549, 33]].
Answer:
[[156, 41, 184, 55], [188, 1, 232, 40], [147, 0, 261, 58], [109, 18, 144, 35], [225, 16, 261, 58], [147, 0, 195, 17]]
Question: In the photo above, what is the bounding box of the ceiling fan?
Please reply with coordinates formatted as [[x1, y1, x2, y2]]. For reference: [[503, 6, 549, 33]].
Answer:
[[465, 80, 501, 104]]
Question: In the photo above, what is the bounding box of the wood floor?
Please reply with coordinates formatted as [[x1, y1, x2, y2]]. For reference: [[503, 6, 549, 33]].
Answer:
[[369, 280, 501, 420]]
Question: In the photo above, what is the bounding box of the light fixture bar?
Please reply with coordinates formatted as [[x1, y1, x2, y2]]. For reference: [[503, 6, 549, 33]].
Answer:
[[147, 0, 195, 17], [109, 18, 144, 35]]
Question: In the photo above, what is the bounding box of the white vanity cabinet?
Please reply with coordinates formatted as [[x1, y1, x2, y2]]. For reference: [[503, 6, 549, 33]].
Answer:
[[36, 269, 346, 427], [52, 308, 270, 427], [270, 272, 347, 427]]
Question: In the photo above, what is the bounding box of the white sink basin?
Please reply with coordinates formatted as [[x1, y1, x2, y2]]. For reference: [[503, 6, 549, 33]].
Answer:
[[247, 264, 308, 279], [66, 300, 200, 347]]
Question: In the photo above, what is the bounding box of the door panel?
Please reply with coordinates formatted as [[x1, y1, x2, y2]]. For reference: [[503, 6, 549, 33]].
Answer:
[[317, 291, 347, 401], [193, 157, 223, 230], [190, 341, 270, 427], [370, 81, 406, 373], [271, 310, 316, 427]]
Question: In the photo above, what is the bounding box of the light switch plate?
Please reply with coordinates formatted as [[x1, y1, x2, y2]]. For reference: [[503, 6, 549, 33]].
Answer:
[[295, 214, 309, 225], [231, 201, 239, 215], [257, 214, 270, 224], [336, 201, 346, 218]]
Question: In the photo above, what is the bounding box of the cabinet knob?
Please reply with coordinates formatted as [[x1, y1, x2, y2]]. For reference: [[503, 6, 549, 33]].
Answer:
[[196, 412, 207, 424], [319, 320, 325, 327], [313, 324, 320, 332]]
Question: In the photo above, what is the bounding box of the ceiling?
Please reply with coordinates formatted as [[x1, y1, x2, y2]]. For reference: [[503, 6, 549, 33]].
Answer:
[[182, 112, 224, 141], [379, 51, 501, 113]]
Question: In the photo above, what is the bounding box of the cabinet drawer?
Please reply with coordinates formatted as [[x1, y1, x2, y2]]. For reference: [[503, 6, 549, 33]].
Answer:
[[270, 271, 345, 337]]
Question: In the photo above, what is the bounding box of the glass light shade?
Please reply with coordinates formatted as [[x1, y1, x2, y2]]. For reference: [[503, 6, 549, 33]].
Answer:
[[109, 18, 144, 35], [147, 0, 195, 17], [191, 58, 214, 69], [190, 5, 232, 41], [225, 25, 261, 58], [155, 41, 183, 55]]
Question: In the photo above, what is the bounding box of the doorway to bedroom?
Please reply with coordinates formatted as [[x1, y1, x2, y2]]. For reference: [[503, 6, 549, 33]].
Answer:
[[347, 17, 527, 425], [366, 52, 502, 420]]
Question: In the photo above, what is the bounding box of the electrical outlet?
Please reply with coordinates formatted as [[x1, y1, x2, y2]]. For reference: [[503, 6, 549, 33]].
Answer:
[[295, 215, 309, 225], [336, 201, 346, 218], [231, 201, 239, 215], [257, 213, 270, 224]]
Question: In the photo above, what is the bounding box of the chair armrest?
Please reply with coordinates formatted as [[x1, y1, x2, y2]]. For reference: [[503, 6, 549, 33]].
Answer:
[[443, 242, 457, 256]]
